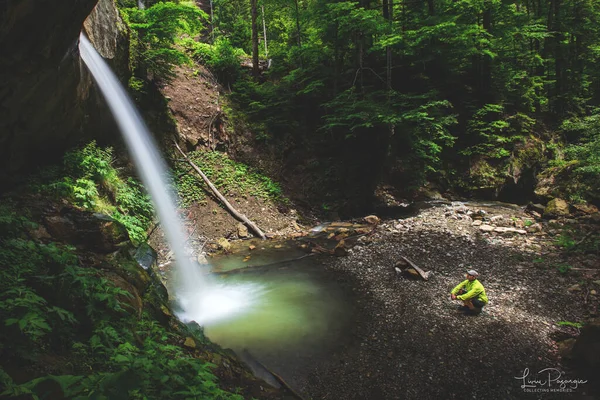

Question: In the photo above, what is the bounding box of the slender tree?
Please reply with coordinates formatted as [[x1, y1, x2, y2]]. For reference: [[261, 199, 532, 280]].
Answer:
[[251, 0, 259, 77]]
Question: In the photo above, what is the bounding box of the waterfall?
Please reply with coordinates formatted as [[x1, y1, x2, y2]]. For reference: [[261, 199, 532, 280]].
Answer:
[[78, 34, 207, 305], [78, 33, 260, 326], [138, 0, 145, 10]]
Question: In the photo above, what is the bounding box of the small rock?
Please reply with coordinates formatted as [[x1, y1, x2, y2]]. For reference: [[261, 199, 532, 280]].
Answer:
[[237, 223, 249, 238], [334, 240, 347, 257], [364, 215, 381, 225], [527, 223, 543, 233], [480, 224, 495, 232], [248, 244, 256, 251], [490, 215, 504, 223], [494, 227, 527, 235], [568, 284, 582, 292], [217, 237, 231, 251], [527, 203, 546, 214], [544, 198, 570, 218], [591, 290, 597, 296], [184, 337, 196, 348], [573, 203, 599, 215], [472, 220, 482, 226]]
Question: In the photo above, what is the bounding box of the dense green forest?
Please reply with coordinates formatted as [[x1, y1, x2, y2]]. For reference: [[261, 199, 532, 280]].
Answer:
[[122, 0, 600, 213], [1, 0, 599, 398]]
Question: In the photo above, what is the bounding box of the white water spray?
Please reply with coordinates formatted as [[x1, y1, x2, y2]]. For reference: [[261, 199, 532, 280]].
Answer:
[[79, 34, 260, 324]]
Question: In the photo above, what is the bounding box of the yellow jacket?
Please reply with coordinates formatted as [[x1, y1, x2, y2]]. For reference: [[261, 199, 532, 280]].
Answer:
[[451, 279, 488, 304]]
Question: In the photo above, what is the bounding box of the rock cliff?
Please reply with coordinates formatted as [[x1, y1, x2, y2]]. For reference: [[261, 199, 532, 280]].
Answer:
[[0, 0, 128, 184]]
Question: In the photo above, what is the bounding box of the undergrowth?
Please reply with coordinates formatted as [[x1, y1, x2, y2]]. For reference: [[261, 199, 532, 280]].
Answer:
[[30, 141, 154, 244], [0, 146, 244, 399], [174, 150, 284, 206]]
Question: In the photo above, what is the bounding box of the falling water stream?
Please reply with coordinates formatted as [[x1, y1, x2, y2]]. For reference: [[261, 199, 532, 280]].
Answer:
[[79, 34, 355, 389], [78, 34, 258, 323]]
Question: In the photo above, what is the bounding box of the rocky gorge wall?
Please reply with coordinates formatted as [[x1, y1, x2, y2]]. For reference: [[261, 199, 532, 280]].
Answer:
[[0, 0, 128, 185]]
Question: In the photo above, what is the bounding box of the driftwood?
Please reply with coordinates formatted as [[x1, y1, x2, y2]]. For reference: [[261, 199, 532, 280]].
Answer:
[[174, 141, 266, 239], [398, 255, 430, 281]]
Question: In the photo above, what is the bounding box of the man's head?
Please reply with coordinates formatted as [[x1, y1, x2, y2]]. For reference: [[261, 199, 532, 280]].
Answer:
[[466, 269, 479, 280]]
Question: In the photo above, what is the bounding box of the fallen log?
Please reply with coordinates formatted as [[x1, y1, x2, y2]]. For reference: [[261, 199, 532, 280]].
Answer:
[[397, 255, 430, 280], [174, 141, 266, 239]]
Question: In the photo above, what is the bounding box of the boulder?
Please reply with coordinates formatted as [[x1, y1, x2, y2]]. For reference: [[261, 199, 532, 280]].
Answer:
[[134, 243, 158, 270], [544, 198, 570, 218], [43, 208, 129, 253], [0, 0, 124, 183]]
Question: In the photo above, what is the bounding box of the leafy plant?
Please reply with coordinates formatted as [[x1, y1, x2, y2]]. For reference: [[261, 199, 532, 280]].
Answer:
[[33, 142, 154, 244], [556, 264, 572, 274], [555, 232, 576, 251], [0, 199, 243, 400], [557, 320, 584, 329], [122, 2, 208, 82]]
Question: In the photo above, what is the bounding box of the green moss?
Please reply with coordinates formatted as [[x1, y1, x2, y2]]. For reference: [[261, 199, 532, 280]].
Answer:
[[173, 150, 286, 206]]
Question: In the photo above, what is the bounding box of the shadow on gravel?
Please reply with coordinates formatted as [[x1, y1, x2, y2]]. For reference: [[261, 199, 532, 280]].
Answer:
[[302, 229, 596, 399]]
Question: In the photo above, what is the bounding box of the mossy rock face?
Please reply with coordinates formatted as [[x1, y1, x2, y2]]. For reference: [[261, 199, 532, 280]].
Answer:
[[43, 207, 129, 252], [543, 198, 570, 218]]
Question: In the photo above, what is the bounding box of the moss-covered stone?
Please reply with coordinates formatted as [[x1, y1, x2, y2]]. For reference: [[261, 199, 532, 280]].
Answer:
[[544, 198, 570, 218]]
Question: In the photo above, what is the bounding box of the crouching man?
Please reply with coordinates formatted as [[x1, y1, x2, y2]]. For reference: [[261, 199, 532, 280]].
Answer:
[[450, 269, 488, 315]]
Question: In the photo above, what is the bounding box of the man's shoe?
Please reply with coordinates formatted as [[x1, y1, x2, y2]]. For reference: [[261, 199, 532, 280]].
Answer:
[[465, 308, 482, 316], [456, 305, 469, 312]]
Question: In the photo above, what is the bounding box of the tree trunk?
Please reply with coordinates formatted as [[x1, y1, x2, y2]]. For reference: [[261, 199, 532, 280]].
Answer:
[[294, 0, 302, 47], [481, 4, 492, 104], [251, 0, 260, 78], [548, 0, 563, 114], [210, 0, 214, 43], [261, 4, 268, 58], [427, 0, 434, 16]]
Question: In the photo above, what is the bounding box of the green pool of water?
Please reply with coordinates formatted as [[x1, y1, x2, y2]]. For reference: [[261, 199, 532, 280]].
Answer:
[[174, 245, 354, 387]]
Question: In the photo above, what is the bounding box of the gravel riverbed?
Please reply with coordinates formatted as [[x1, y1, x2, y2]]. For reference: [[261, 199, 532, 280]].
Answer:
[[298, 202, 599, 399]]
